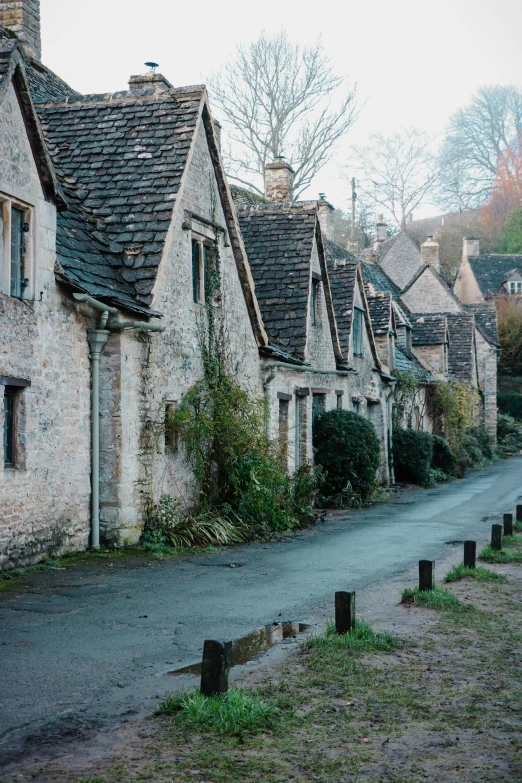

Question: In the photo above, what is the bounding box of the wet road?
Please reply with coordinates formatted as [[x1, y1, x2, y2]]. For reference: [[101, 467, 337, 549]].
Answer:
[[1, 456, 522, 766]]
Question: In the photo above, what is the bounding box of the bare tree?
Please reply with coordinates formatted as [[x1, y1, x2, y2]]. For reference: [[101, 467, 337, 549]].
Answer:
[[208, 31, 358, 199], [349, 128, 438, 229], [437, 85, 522, 211]]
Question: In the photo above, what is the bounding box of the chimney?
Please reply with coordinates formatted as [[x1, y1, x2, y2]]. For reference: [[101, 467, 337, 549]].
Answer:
[[264, 157, 294, 203], [128, 69, 173, 96], [317, 193, 334, 242], [347, 235, 359, 253], [0, 0, 41, 60], [462, 236, 480, 260], [373, 214, 387, 248], [421, 235, 440, 273]]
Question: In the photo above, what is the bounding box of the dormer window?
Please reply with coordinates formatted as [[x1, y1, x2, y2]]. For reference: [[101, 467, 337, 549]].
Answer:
[[508, 281, 522, 294], [1, 198, 31, 300]]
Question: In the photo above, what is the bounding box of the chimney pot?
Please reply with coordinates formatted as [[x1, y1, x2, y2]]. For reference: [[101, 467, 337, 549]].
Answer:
[[0, 0, 41, 59], [264, 159, 295, 203], [374, 215, 387, 247], [462, 236, 480, 260]]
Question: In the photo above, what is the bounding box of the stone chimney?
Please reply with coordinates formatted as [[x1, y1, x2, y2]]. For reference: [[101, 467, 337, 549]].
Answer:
[[347, 235, 359, 253], [0, 0, 41, 60], [317, 193, 334, 241], [462, 236, 480, 260], [421, 235, 440, 273], [128, 71, 173, 96], [373, 214, 387, 248], [264, 157, 294, 203]]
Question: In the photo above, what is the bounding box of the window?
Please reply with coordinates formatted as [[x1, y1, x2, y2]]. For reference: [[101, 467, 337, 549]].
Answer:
[[10, 207, 26, 298], [508, 281, 522, 294], [311, 279, 321, 326], [312, 393, 326, 424], [3, 388, 15, 466], [1, 199, 31, 299], [278, 398, 289, 455], [191, 238, 215, 303], [294, 397, 301, 468], [336, 392, 343, 410], [352, 307, 364, 356], [353, 400, 360, 415]]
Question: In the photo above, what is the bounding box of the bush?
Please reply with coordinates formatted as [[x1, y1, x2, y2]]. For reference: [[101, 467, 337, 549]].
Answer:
[[455, 427, 493, 476], [431, 435, 457, 476], [498, 392, 522, 421], [313, 410, 380, 501], [497, 413, 522, 454], [393, 428, 433, 486]]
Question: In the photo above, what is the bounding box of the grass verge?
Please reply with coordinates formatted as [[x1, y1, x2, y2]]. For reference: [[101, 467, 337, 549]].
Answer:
[[479, 545, 522, 563], [304, 619, 402, 653], [445, 563, 507, 583], [401, 586, 472, 611], [156, 688, 281, 738]]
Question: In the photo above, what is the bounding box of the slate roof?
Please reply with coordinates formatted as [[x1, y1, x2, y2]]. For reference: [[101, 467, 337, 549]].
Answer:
[[36, 86, 205, 305], [447, 314, 475, 383], [469, 254, 522, 298], [464, 302, 500, 346], [360, 259, 403, 302], [237, 206, 317, 360], [411, 314, 448, 345], [367, 292, 393, 334], [230, 185, 271, 209], [395, 346, 434, 381]]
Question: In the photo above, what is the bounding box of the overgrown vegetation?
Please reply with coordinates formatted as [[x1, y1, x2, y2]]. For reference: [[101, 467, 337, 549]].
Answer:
[[498, 392, 522, 421], [393, 427, 433, 486], [401, 586, 471, 611], [497, 412, 522, 454], [480, 534, 522, 564], [497, 296, 522, 377], [312, 409, 380, 505], [305, 619, 401, 653], [445, 563, 506, 583], [156, 688, 281, 738]]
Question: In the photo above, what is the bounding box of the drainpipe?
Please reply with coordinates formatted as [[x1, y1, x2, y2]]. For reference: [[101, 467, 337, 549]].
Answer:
[[73, 293, 165, 550]]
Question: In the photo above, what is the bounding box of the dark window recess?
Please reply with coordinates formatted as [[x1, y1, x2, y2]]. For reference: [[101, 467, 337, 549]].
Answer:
[[3, 389, 15, 466], [352, 307, 364, 356], [192, 239, 201, 303], [278, 398, 289, 453], [311, 279, 320, 326], [353, 400, 361, 415], [312, 393, 326, 424], [336, 394, 343, 410], [10, 207, 25, 299]]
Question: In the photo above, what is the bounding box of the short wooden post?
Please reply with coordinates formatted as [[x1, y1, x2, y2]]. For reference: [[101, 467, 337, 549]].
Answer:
[[503, 513, 514, 537], [200, 639, 232, 697], [419, 560, 435, 592], [335, 591, 355, 634], [491, 524, 503, 551], [516, 505, 522, 523], [464, 540, 476, 569]]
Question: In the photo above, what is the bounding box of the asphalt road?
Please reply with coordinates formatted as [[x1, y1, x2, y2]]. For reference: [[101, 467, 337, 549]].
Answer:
[[1, 456, 522, 767]]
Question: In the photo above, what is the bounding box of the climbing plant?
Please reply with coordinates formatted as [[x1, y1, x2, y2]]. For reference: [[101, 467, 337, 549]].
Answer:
[[392, 370, 427, 429]]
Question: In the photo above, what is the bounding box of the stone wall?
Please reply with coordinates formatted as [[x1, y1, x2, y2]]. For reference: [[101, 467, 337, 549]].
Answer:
[[0, 0, 41, 59], [402, 267, 461, 314], [475, 329, 498, 441]]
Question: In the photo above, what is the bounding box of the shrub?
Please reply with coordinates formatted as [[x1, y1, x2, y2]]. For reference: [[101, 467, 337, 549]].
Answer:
[[455, 426, 493, 476], [431, 435, 457, 476], [497, 392, 522, 421], [497, 413, 522, 454], [393, 428, 433, 486], [313, 410, 380, 501]]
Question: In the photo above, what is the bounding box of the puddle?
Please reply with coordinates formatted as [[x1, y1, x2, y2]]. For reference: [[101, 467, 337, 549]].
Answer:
[[445, 540, 464, 545], [169, 622, 309, 677]]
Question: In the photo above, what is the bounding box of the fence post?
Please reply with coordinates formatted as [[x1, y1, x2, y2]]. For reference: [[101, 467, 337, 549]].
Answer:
[[503, 513, 514, 537], [200, 639, 232, 697], [335, 591, 356, 634], [491, 524, 503, 551], [419, 560, 435, 592], [464, 541, 476, 569]]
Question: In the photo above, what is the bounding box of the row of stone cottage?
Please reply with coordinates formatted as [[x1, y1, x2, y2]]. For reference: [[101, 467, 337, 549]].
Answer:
[[0, 2, 500, 569]]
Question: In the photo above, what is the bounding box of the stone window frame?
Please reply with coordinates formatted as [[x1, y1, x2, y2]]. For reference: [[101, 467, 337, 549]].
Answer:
[[277, 392, 291, 460], [1, 376, 30, 470], [310, 275, 322, 326], [335, 390, 344, 410], [190, 233, 217, 305], [508, 281, 522, 295], [352, 306, 364, 357], [0, 194, 34, 301]]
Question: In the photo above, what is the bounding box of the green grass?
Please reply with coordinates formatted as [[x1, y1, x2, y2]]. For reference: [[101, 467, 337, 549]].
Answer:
[[0, 557, 62, 583], [445, 563, 507, 583], [504, 534, 522, 547], [156, 688, 282, 737], [401, 586, 471, 611], [479, 545, 522, 563], [304, 619, 401, 653]]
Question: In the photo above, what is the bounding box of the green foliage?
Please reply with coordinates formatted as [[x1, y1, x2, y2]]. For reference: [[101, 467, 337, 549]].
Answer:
[[431, 435, 457, 475], [479, 545, 522, 563], [156, 688, 281, 737], [401, 586, 470, 611], [430, 381, 480, 451], [494, 205, 522, 254], [312, 409, 380, 501], [498, 392, 522, 420], [497, 413, 522, 454], [305, 620, 401, 653], [391, 370, 425, 429], [143, 496, 249, 547], [497, 297, 522, 376], [393, 427, 433, 486], [456, 426, 493, 475], [445, 564, 506, 583]]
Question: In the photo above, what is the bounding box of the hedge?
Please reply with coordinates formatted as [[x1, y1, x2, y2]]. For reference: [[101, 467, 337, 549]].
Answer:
[[393, 428, 433, 486], [431, 435, 457, 476], [313, 410, 380, 500]]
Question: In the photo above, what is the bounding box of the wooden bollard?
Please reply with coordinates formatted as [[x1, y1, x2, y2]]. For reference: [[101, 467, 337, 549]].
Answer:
[[504, 513, 514, 536], [516, 505, 522, 523], [491, 524, 503, 551], [464, 541, 476, 569], [200, 639, 232, 697], [335, 591, 355, 634], [419, 560, 435, 592]]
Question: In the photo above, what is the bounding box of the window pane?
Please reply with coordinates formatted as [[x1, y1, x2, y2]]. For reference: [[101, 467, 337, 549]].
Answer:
[[312, 393, 325, 424], [192, 240, 200, 303], [10, 207, 24, 299], [3, 390, 14, 465], [203, 245, 211, 300], [311, 280, 320, 325], [353, 308, 363, 355]]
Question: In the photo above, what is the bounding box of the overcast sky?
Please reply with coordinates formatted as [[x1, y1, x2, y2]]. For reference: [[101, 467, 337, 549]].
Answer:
[[42, 0, 522, 218]]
